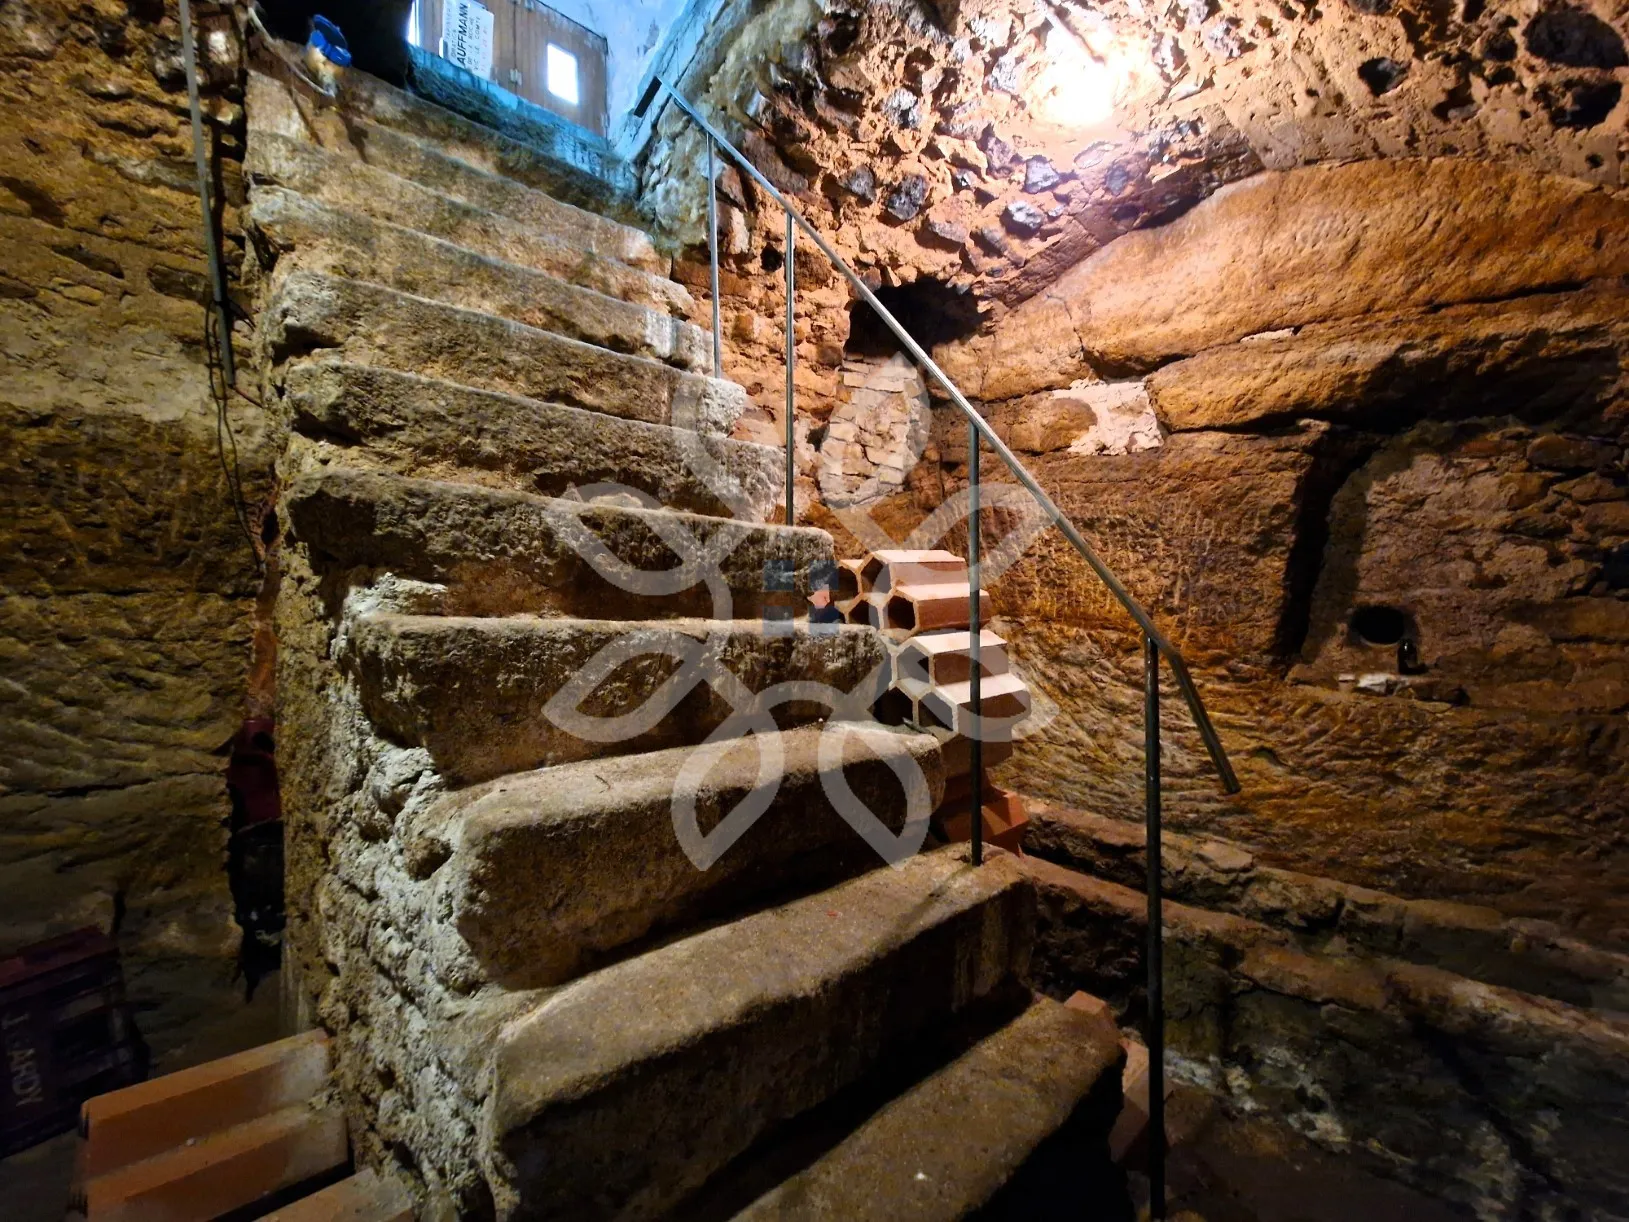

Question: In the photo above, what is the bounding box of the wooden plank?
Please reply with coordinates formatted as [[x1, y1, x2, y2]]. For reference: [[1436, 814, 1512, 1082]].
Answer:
[[83, 1105, 347, 1222], [515, 1, 608, 136], [262, 1169, 413, 1222], [416, 0, 445, 57], [80, 1030, 329, 1179], [491, 0, 519, 91]]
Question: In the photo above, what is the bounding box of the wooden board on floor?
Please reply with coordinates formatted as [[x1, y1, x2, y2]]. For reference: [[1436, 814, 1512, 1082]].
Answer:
[[81, 1104, 347, 1222], [80, 1029, 331, 1179], [262, 1168, 414, 1222]]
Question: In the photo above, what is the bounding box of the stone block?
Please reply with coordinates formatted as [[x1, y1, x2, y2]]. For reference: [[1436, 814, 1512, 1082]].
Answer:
[[281, 468, 834, 620], [439, 725, 946, 986], [480, 846, 1033, 1219], [730, 997, 1122, 1220], [247, 131, 683, 314], [251, 189, 708, 371], [263, 272, 745, 436], [280, 362, 778, 520], [349, 613, 889, 782]]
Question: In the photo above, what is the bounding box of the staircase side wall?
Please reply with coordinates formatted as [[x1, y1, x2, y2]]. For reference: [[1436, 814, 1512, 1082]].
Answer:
[[0, 1, 279, 1069], [273, 535, 494, 1219]]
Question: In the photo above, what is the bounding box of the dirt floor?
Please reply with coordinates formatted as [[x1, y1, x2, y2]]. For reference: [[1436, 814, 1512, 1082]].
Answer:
[[1129, 1086, 1472, 1222]]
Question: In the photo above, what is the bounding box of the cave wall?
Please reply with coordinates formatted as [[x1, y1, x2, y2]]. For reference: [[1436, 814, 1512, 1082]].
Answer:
[[933, 155, 1629, 942], [639, 0, 1629, 943], [0, 1, 276, 1066]]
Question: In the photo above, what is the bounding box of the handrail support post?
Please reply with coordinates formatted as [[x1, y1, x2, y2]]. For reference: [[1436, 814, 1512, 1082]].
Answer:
[[707, 137, 722, 380], [968, 420, 983, 867], [1145, 634, 1166, 1220], [783, 209, 795, 526]]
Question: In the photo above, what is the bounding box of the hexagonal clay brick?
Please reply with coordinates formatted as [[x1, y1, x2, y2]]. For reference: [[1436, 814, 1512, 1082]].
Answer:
[[860, 548, 967, 593], [897, 629, 1010, 686], [931, 726, 1016, 779], [885, 582, 993, 634], [919, 672, 1031, 735]]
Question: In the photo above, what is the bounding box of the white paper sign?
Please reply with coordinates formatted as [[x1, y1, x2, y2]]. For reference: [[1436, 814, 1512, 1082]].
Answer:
[[443, 0, 495, 80]]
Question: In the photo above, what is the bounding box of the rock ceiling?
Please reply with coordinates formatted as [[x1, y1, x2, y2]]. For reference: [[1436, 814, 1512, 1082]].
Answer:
[[642, 0, 1628, 312]]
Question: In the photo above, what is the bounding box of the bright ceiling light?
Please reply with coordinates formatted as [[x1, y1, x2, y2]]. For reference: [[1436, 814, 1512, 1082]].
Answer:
[[1033, 23, 1118, 128]]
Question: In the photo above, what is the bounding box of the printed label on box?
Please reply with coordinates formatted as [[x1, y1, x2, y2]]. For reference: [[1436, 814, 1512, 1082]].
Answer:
[[443, 0, 495, 79]]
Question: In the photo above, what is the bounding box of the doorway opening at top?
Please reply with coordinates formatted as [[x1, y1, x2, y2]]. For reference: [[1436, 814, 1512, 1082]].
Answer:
[[844, 278, 984, 359], [408, 0, 609, 137]]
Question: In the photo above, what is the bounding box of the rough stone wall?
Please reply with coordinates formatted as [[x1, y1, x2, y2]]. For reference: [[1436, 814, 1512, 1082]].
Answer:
[[270, 543, 492, 1218], [928, 156, 1629, 944], [817, 353, 931, 509], [637, 0, 1629, 947], [640, 0, 1627, 306], [1024, 856, 1629, 1221], [0, 1, 275, 1066]]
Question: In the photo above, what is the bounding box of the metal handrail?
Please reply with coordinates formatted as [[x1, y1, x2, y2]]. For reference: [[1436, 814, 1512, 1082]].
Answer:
[[641, 79, 1241, 798], [640, 77, 1232, 1221]]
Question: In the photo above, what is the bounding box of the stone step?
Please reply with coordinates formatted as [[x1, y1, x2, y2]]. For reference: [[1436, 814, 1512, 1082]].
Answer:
[[474, 846, 1033, 1220], [246, 132, 686, 316], [246, 68, 645, 251], [350, 613, 890, 783], [281, 362, 780, 521], [251, 188, 707, 371], [431, 724, 947, 988], [727, 996, 1124, 1221], [282, 468, 834, 621], [264, 271, 744, 435]]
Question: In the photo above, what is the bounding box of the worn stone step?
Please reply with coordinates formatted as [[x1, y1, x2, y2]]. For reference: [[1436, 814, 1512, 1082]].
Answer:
[[265, 271, 744, 436], [475, 845, 1033, 1220], [429, 724, 946, 988], [282, 468, 833, 621], [727, 996, 1124, 1222], [251, 188, 707, 371], [281, 362, 780, 521], [350, 613, 890, 783], [246, 132, 685, 315], [247, 68, 644, 250]]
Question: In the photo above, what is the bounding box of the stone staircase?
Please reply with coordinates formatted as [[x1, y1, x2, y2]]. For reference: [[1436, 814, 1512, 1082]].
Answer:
[[243, 61, 1126, 1222]]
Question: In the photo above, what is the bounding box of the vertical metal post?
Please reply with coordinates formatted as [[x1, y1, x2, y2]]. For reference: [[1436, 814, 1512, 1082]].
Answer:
[[967, 420, 983, 867], [1144, 634, 1166, 1220], [783, 210, 795, 526], [178, 0, 234, 386], [706, 137, 722, 380]]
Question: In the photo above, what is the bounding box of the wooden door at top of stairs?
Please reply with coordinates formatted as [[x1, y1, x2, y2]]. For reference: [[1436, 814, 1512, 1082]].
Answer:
[[412, 0, 609, 137]]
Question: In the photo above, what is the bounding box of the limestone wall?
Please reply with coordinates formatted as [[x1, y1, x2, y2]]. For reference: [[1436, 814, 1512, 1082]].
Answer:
[[640, 0, 1629, 950], [1024, 856, 1629, 1220], [0, 1, 274, 1065], [929, 157, 1629, 946]]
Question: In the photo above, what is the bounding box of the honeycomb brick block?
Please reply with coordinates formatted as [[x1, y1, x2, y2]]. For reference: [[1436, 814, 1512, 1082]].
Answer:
[[884, 582, 993, 635], [859, 548, 966, 593], [896, 629, 1009, 686], [918, 672, 1032, 735]]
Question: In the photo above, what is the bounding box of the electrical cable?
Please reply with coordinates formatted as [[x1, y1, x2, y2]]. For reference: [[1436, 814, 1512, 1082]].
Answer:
[[180, 0, 262, 560], [204, 310, 261, 558]]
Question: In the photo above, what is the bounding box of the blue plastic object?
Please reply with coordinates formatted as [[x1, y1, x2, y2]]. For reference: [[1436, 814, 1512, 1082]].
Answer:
[[308, 15, 352, 67]]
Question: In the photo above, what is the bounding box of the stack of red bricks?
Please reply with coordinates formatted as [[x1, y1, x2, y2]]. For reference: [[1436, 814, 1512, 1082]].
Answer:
[[838, 549, 1033, 852]]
